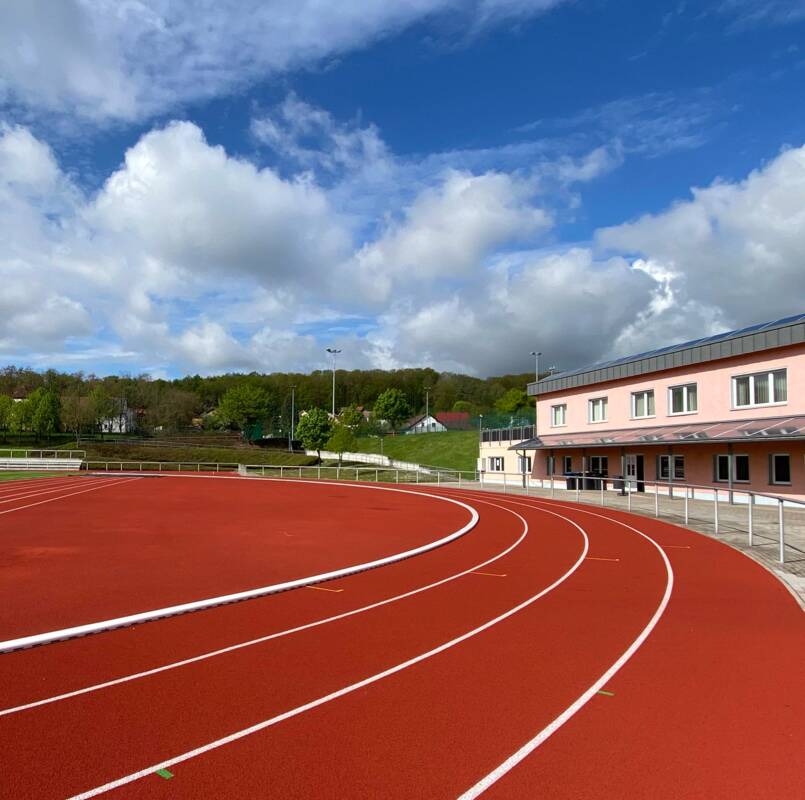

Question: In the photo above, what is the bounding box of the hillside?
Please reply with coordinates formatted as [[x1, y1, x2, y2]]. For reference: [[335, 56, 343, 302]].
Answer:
[[351, 430, 479, 472]]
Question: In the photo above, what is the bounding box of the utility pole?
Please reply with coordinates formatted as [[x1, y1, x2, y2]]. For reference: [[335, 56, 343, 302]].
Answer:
[[424, 386, 430, 430], [325, 348, 341, 419], [530, 351, 541, 439]]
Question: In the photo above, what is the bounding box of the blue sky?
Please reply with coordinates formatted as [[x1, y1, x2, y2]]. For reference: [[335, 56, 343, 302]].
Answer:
[[1, 0, 804, 377]]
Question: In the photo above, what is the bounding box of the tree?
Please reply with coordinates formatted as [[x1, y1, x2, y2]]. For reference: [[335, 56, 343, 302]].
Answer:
[[31, 389, 61, 438], [295, 408, 333, 461], [89, 385, 117, 434], [338, 404, 363, 429], [217, 384, 271, 440], [0, 395, 12, 432], [494, 388, 529, 414], [327, 424, 357, 465], [61, 390, 94, 440], [373, 388, 411, 431], [10, 397, 33, 433]]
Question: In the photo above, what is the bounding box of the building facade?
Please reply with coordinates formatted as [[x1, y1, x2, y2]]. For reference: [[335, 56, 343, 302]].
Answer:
[[507, 315, 805, 500]]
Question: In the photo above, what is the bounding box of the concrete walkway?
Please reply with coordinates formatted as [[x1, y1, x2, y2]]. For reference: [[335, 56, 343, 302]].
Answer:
[[437, 481, 805, 609]]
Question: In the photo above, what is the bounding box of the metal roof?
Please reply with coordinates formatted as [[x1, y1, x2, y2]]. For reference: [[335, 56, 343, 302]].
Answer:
[[510, 414, 805, 451], [529, 313, 805, 396]]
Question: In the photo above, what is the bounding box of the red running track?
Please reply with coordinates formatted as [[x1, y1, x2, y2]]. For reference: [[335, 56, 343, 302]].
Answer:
[[0, 475, 471, 639], [0, 477, 803, 799]]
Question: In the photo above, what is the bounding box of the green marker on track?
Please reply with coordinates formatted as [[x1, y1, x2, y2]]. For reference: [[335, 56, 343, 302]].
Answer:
[[597, 690, 615, 697], [156, 769, 174, 780]]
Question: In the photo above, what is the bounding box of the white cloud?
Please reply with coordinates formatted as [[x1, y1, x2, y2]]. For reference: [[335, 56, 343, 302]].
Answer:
[[0, 0, 566, 122], [352, 169, 551, 301], [88, 121, 350, 286], [597, 144, 805, 331]]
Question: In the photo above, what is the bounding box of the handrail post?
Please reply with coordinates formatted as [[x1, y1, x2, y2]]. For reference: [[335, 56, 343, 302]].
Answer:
[[748, 494, 754, 547], [575, 476, 580, 503], [714, 488, 719, 534], [654, 485, 659, 517], [317, 464, 321, 480], [376, 468, 379, 482], [395, 469, 399, 484], [551, 475, 554, 498], [778, 499, 785, 563], [600, 477, 604, 506], [627, 479, 631, 512], [458, 473, 462, 489], [684, 487, 689, 526], [503, 472, 507, 493], [437, 471, 440, 487]]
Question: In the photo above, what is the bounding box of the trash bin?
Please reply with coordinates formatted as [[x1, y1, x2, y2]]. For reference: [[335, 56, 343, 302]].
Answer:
[[612, 475, 626, 495], [565, 472, 579, 490]]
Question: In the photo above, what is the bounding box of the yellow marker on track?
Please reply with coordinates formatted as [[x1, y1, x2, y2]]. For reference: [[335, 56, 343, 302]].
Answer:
[[586, 557, 620, 562], [306, 585, 344, 593], [471, 571, 507, 578]]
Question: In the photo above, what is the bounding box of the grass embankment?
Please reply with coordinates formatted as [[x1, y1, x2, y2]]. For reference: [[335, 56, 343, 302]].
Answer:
[[0, 472, 76, 481], [61, 442, 316, 467], [351, 430, 479, 472]]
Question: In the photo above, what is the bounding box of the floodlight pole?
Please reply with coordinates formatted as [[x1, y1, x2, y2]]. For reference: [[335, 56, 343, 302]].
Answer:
[[289, 385, 296, 452], [530, 351, 541, 438], [326, 348, 341, 418], [425, 386, 430, 428]]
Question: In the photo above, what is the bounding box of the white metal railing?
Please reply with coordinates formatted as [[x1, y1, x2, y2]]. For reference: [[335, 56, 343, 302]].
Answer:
[[475, 471, 804, 565], [0, 449, 86, 459]]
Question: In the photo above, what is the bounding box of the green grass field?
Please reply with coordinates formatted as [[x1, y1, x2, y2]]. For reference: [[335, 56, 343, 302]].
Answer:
[[60, 442, 317, 467], [352, 430, 479, 472], [0, 472, 75, 481]]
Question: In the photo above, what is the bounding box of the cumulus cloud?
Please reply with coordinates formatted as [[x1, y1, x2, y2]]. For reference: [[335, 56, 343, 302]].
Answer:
[[597, 145, 805, 332], [0, 0, 566, 122], [352, 170, 551, 301], [88, 121, 350, 286], [3, 114, 805, 378]]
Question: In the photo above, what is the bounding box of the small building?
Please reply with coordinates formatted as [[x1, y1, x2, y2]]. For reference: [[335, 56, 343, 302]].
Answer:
[[403, 411, 471, 434], [511, 314, 805, 500]]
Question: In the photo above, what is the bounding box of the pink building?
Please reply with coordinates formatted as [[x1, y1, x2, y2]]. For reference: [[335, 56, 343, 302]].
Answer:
[[517, 314, 805, 500]]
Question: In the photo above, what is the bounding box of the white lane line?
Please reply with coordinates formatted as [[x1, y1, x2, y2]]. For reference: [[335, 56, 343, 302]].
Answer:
[[0, 478, 138, 520], [66, 504, 590, 800], [1, 496, 527, 717], [0, 477, 112, 505], [454, 494, 674, 799], [0, 482, 478, 653]]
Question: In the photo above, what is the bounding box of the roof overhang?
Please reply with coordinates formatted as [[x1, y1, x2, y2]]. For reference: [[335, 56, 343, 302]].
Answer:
[[509, 415, 805, 450]]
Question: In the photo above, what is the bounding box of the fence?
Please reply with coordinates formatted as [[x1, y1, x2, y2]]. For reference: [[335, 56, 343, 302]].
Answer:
[[475, 472, 803, 565], [0, 449, 86, 459]]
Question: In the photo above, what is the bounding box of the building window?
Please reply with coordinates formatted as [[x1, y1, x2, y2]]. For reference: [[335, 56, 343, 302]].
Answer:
[[588, 396, 608, 423], [658, 455, 685, 480], [714, 454, 750, 483], [518, 456, 532, 474], [732, 369, 787, 408], [589, 455, 609, 475], [769, 454, 791, 485], [563, 455, 573, 474], [631, 390, 655, 419], [669, 383, 697, 415], [551, 404, 567, 427], [489, 456, 505, 471]]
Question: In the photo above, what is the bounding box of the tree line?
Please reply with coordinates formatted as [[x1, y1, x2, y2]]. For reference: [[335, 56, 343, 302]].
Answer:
[[0, 365, 536, 439]]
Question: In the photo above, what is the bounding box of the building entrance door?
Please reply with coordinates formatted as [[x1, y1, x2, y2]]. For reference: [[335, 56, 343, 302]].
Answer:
[[625, 454, 645, 492]]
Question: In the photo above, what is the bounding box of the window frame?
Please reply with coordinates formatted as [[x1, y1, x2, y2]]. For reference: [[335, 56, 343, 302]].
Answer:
[[518, 455, 532, 474], [631, 389, 655, 420], [488, 456, 505, 472], [769, 453, 791, 485], [550, 403, 567, 428], [658, 454, 685, 481], [562, 455, 573, 474], [731, 369, 787, 409], [589, 455, 609, 476], [587, 396, 608, 424], [713, 453, 750, 483], [668, 383, 698, 416]]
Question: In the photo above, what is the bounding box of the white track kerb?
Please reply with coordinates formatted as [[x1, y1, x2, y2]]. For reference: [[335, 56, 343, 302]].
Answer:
[[0, 478, 478, 653]]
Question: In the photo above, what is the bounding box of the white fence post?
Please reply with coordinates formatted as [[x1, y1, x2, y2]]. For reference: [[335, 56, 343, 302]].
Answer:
[[748, 494, 753, 547], [550, 475, 554, 498], [714, 488, 719, 533], [684, 487, 689, 526], [654, 486, 659, 518], [627, 479, 631, 512], [600, 478, 604, 506], [778, 499, 785, 563]]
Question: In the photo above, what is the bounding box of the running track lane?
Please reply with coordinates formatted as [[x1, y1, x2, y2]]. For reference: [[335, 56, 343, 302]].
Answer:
[[451, 492, 805, 800], [2, 485, 803, 797], [0, 476, 472, 640], [1, 492, 670, 798]]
